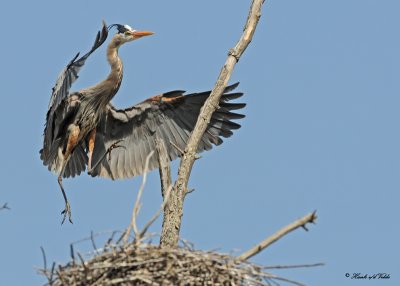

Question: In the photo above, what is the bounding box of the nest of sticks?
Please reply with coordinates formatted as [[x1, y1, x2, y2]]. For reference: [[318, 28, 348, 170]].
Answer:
[[40, 239, 292, 286], [39, 150, 320, 285], [39, 224, 323, 286]]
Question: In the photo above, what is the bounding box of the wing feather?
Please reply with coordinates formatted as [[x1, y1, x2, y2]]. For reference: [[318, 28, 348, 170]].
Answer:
[[42, 22, 109, 159], [47, 22, 109, 112], [91, 83, 245, 179]]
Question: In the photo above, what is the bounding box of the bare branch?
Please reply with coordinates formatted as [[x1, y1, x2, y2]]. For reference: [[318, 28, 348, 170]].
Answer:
[[237, 211, 318, 261], [269, 275, 306, 286], [155, 138, 172, 198], [90, 230, 99, 254], [154, 138, 181, 248], [40, 246, 55, 286], [139, 185, 172, 239], [70, 244, 76, 265], [71, 230, 121, 246], [123, 151, 154, 244], [161, 0, 266, 248], [104, 230, 118, 249], [77, 252, 88, 272], [263, 262, 325, 270], [120, 149, 173, 245], [40, 246, 48, 273], [140, 138, 173, 241]]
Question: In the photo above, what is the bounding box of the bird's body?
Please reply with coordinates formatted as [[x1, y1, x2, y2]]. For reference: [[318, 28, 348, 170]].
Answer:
[[41, 24, 128, 179], [40, 22, 245, 223]]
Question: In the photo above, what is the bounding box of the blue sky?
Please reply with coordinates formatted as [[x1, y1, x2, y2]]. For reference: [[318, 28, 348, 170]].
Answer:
[[1, 1, 399, 285]]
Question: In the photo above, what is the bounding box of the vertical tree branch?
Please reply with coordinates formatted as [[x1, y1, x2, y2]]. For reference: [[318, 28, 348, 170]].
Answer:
[[123, 151, 154, 244], [154, 138, 177, 248], [160, 0, 266, 248], [155, 138, 172, 199]]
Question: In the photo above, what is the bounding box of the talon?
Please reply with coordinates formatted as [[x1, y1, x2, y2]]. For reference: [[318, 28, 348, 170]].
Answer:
[[61, 202, 73, 224], [107, 139, 125, 161], [58, 174, 73, 224], [169, 140, 184, 157], [111, 139, 124, 147], [88, 139, 126, 174]]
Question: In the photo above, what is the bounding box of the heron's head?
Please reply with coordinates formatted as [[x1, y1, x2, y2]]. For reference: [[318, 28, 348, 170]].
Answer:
[[109, 24, 154, 45]]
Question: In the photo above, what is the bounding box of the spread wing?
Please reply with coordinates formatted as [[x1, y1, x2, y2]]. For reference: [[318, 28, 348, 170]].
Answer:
[[40, 93, 88, 178], [90, 83, 245, 179], [42, 22, 109, 159]]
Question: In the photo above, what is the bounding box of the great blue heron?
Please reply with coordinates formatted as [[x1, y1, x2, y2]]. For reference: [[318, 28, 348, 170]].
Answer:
[[40, 21, 245, 224]]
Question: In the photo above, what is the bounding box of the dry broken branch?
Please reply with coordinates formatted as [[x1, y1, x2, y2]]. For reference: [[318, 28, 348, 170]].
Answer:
[[161, 0, 266, 248], [123, 151, 154, 244], [139, 186, 172, 240], [154, 138, 179, 248], [237, 211, 318, 261], [262, 262, 325, 270], [155, 138, 172, 199], [120, 149, 173, 245]]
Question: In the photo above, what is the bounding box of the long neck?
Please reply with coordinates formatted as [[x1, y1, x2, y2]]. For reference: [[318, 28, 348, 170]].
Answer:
[[81, 36, 124, 111], [105, 38, 124, 97]]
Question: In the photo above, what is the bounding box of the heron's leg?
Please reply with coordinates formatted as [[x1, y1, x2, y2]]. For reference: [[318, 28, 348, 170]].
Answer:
[[87, 129, 97, 170], [169, 140, 201, 160], [88, 139, 125, 174], [58, 162, 72, 224], [169, 140, 184, 157], [58, 125, 80, 224]]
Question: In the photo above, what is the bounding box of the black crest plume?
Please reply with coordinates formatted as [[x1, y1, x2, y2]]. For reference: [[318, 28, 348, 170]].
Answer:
[[108, 24, 130, 34]]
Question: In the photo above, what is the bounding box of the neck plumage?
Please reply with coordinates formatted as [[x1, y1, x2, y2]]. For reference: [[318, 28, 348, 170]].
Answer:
[[81, 36, 124, 111], [105, 38, 124, 98]]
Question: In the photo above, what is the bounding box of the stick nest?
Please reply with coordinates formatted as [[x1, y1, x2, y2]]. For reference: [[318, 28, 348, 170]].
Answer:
[[40, 241, 277, 286]]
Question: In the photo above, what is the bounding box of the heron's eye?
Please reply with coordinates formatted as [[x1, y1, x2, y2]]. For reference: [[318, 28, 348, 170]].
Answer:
[[124, 31, 131, 36]]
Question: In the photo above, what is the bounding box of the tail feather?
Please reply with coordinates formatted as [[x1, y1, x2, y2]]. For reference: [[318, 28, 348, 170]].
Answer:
[[40, 142, 87, 178]]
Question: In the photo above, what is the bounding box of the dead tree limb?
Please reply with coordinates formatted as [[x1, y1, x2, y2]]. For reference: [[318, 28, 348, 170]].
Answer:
[[155, 138, 179, 248], [123, 151, 154, 244], [237, 211, 318, 261], [139, 185, 172, 240], [160, 0, 266, 248], [155, 138, 172, 199]]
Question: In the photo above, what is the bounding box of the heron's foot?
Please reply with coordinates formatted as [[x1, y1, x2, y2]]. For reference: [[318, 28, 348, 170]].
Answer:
[[169, 141, 201, 159], [87, 139, 126, 175], [169, 141, 184, 157], [107, 139, 126, 161], [61, 201, 73, 224]]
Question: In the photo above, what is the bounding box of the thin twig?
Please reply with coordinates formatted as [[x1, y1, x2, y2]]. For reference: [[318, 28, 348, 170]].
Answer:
[[69, 230, 120, 248], [40, 246, 48, 271], [49, 263, 55, 284], [270, 275, 306, 286], [90, 230, 99, 254], [105, 230, 118, 249], [123, 151, 154, 244], [40, 246, 55, 286], [263, 262, 325, 270], [70, 244, 76, 265], [169, 140, 184, 157], [77, 252, 88, 272], [237, 211, 317, 261], [139, 185, 172, 239]]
